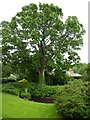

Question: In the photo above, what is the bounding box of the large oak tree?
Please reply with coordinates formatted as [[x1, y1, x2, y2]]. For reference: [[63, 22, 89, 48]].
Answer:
[[1, 3, 85, 85]]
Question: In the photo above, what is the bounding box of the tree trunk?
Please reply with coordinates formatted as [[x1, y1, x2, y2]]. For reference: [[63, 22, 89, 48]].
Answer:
[[38, 40, 46, 85], [38, 68, 45, 86]]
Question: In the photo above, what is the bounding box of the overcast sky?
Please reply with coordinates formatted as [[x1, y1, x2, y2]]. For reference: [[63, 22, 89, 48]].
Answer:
[[0, 0, 88, 63]]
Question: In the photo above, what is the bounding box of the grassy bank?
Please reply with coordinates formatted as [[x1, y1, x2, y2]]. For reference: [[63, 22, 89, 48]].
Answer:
[[2, 93, 60, 118]]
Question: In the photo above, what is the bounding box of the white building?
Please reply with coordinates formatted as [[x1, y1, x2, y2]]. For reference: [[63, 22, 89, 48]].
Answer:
[[66, 69, 82, 78]]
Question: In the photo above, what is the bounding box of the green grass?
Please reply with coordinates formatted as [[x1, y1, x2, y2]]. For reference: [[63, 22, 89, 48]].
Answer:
[[0, 92, 2, 118], [2, 93, 60, 118]]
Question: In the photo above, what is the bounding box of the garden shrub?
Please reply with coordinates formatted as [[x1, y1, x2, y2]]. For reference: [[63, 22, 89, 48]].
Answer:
[[12, 82, 23, 89], [1, 81, 61, 99], [20, 92, 31, 100], [27, 82, 57, 98], [2, 82, 22, 96], [3, 88, 19, 95], [55, 80, 89, 119], [39, 86, 57, 98]]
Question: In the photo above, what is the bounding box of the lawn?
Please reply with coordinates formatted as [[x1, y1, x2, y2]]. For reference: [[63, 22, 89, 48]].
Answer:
[[2, 93, 60, 118], [0, 92, 2, 118]]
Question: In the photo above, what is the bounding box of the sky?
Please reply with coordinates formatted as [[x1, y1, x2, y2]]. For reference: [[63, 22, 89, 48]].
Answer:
[[0, 0, 88, 63]]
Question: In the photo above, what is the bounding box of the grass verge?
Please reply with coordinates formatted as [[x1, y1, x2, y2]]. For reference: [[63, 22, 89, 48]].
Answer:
[[2, 93, 60, 118]]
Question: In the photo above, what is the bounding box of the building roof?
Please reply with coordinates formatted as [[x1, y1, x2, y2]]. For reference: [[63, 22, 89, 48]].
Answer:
[[66, 70, 82, 77], [70, 73, 82, 77]]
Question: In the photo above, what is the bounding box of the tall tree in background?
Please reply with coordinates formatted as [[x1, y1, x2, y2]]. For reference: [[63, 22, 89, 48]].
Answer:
[[1, 3, 85, 85]]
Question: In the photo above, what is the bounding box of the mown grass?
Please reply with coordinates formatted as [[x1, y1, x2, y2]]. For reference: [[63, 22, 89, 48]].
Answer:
[[0, 92, 2, 118], [2, 93, 60, 118]]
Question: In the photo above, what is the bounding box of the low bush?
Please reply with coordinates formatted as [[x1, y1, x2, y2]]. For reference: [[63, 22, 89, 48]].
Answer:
[[2, 82, 22, 96], [27, 83, 57, 98], [20, 92, 31, 100], [3, 88, 19, 95], [2, 82, 58, 102], [55, 80, 89, 119]]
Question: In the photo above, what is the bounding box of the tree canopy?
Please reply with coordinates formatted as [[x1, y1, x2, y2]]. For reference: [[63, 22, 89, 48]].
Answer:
[[1, 3, 85, 85]]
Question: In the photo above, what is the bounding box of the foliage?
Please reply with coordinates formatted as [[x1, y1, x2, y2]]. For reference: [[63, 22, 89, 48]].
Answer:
[[50, 71, 71, 85], [1, 74, 17, 84], [2, 61, 38, 83], [72, 63, 87, 74], [18, 78, 29, 93], [2, 82, 22, 95], [20, 92, 31, 100], [2, 64, 14, 78], [72, 63, 90, 81], [1, 77, 16, 84], [45, 69, 72, 85], [2, 81, 60, 100], [85, 63, 90, 81], [27, 83, 57, 98], [2, 83, 19, 95], [55, 80, 89, 119], [1, 3, 85, 85], [19, 78, 28, 83], [86, 82, 90, 118]]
